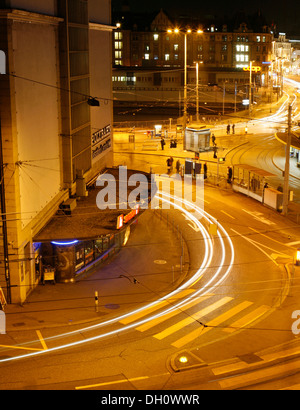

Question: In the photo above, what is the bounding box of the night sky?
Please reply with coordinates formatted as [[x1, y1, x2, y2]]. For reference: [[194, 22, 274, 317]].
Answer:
[[112, 0, 300, 36]]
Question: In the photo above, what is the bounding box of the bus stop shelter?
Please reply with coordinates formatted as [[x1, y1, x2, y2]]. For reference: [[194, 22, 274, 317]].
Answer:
[[232, 164, 275, 203]]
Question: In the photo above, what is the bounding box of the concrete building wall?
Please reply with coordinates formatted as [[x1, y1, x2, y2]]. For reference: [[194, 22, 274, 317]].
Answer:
[[5, 0, 56, 15], [0, 0, 114, 303], [12, 20, 61, 229]]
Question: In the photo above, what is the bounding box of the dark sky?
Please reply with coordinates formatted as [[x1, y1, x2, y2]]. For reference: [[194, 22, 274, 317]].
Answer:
[[112, 0, 300, 36]]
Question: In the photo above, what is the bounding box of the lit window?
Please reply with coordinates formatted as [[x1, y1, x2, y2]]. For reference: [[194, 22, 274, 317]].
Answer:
[[115, 41, 123, 49], [256, 36, 261, 42], [144, 54, 150, 60], [165, 54, 170, 61], [114, 32, 123, 40], [154, 34, 159, 41]]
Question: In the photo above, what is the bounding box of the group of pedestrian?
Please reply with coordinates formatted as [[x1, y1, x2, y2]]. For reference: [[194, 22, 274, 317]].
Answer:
[[226, 124, 235, 134]]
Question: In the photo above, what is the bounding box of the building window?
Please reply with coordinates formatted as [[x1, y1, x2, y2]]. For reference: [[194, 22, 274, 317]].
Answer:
[[174, 44, 179, 51], [256, 36, 261, 42], [114, 32, 123, 40], [165, 54, 170, 61], [144, 53, 150, 60], [153, 34, 159, 41]]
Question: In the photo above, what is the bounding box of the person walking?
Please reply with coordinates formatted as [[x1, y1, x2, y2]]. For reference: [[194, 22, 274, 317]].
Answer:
[[160, 137, 165, 150], [227, 124, 230, 134], [176, 159, 181, 173], [211, 133, 216, 146], [227, 166, 233, 183], [203, 162, 207, 179], [232, 124, 235, 134], [167, 157, 173, 173]]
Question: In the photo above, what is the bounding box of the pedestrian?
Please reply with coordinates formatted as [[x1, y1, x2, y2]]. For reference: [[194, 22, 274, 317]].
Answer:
[[213, 144, 218, 159], [203, 162, 207, 179], [211, 133, 216, 146], [167, 157, 173, 173], [232, 124, 235, 134], [160, 137, 165, 150], [277, 184, 283, 192], [227, 166, 232, 183], [227, 124, 230, 134], [176, 159, 181, 173]]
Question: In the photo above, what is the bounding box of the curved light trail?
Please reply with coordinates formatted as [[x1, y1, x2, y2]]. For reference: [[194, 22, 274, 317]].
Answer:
[[0, 192, 235, 363]]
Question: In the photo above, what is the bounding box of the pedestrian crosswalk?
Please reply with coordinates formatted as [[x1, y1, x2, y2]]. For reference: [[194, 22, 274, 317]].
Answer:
[[118, 290, 270, 349]]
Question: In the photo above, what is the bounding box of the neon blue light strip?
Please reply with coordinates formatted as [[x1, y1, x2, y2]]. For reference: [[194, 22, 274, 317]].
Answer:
[[51, 240, 79, 246]]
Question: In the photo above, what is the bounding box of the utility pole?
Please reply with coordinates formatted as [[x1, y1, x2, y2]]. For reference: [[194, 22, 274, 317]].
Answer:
[[282, 104, 292, 216], [0, 117, 11, 303], [183, 32, 187, 131]]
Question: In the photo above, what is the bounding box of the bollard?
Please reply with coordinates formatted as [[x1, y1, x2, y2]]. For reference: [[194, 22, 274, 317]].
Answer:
[[95, 291, 99, 312]]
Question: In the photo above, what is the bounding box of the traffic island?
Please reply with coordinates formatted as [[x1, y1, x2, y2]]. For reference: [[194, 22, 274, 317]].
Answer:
[[168, 349, 207, 372]]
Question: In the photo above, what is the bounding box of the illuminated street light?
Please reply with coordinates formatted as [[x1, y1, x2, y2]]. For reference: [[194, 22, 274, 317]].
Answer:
[[296, 248, 300, 266], [167, 27, 203, 130]]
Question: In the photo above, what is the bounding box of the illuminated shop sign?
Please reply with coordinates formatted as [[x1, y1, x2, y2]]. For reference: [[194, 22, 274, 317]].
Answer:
[[243, 66, 262, 73], [92, 125, 111, 163], [117, 205, 140, 229]]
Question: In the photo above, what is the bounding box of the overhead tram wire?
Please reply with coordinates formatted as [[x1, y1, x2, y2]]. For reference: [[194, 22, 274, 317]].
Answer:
[[7, 71, 296, 127]]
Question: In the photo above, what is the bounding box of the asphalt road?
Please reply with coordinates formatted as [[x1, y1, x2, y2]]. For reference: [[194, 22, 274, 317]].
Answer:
[[0, 86, 300, 391]]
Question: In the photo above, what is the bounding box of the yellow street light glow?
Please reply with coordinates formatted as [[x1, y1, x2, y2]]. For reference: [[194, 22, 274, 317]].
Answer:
[[296, 248, 300, 266], [174, 28, 179, 33], [187, 29, 192, 34], [179, 356, 188, 363], [167, 29, 172, 33], [197, 29, 203, 34]]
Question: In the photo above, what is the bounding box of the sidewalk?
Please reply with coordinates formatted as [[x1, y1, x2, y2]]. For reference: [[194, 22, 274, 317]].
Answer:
[[4, 209, 188, 332]]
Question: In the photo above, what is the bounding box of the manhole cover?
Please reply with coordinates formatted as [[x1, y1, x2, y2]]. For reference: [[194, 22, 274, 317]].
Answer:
[[154, 260, 167, 264], [105, 304, 120, 310]]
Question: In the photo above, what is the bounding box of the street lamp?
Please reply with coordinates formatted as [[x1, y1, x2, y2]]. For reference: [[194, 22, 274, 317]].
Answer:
[[167, 27, 203, 130]]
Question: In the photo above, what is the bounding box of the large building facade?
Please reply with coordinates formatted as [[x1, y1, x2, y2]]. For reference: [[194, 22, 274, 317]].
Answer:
[[111, 9, 274, 114], [113, 9, 273, 70], [0, 0, 114, 303]]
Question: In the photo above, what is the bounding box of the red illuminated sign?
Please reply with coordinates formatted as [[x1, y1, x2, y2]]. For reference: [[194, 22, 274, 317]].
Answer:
[[117, 205, 140, 229]]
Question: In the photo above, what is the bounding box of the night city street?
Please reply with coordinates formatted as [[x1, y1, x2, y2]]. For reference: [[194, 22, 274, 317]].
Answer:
[[0, 0, 300, 396]]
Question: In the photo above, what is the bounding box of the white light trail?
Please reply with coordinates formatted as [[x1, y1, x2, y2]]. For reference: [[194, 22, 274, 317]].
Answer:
[[0, 193, 234, 363]]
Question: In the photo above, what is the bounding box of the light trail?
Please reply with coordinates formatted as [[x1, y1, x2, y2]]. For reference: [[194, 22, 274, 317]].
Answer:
[[0, 192, 235, 363]]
